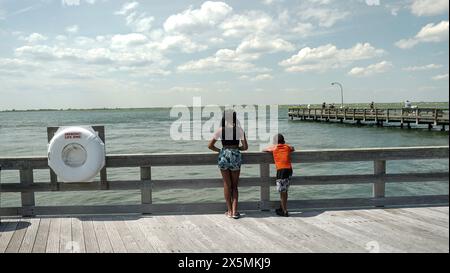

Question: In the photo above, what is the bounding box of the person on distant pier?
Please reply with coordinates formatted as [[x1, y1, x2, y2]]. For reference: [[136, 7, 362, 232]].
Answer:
[[263, 134, 295, 217], [322, 102, 326, 109], [208, 110, 248, 219], [370, 102, 375, 112]]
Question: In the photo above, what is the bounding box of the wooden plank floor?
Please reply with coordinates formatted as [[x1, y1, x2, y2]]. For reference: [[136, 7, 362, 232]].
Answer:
[[0, 206, 448, 253]]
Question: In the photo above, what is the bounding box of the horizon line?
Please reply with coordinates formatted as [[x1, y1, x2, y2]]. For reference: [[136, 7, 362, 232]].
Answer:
[[1, 101, 449, 112]]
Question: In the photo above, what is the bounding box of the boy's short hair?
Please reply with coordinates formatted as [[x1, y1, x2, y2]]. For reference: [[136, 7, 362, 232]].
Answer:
[[274, 134, 285, 144]]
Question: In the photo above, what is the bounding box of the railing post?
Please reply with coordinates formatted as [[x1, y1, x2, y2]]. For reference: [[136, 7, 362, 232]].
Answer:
[[96, 126, 109, 190], [400, 108, 404, 127], [47, 127, 59, 191], [373, 160, 386, 207], [434, 109, 438, 126], [260, 164, 270, 211], [0, 165, 2, 223], [140, 166, 152, 214], [416, 109, 420, 125], [20, 167, 35, 217]]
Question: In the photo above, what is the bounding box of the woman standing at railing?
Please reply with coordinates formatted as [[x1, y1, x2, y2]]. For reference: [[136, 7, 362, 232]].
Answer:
[[208, 110, 248, 219]]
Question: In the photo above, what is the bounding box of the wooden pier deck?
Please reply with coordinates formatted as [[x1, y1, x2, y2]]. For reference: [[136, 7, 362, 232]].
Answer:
[[288, 107, 449, 130], [1, 206, 448, 253]]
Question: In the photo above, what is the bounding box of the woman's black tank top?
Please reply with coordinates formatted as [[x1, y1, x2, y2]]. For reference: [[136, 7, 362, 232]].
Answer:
[[221, 126, 240, 146]]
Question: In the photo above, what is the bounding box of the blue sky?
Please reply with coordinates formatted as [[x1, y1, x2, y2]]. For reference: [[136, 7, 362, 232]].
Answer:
[[0, 0, 448, 109]]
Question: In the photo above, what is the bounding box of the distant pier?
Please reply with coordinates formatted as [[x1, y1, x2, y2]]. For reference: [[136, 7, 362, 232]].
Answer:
[[288, 107, 449, 131]]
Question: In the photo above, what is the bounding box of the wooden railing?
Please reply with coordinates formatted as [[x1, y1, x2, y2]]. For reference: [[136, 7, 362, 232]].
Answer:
[[0, 146, 449, 216]]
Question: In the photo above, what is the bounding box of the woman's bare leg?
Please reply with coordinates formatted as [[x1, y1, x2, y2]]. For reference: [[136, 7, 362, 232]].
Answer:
[[230, 170, 241, 216], [221, 170, 233, 216]]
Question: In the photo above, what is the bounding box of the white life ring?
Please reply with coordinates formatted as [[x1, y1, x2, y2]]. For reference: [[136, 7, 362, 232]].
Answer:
[[48, 126, 105, 182]]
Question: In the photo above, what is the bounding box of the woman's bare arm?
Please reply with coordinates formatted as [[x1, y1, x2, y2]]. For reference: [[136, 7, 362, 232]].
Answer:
[[239, 133, 248, 151], [208, 138, 221, 153]]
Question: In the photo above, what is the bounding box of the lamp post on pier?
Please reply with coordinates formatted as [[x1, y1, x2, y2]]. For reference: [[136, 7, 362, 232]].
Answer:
[[331, 82, 344, 108]]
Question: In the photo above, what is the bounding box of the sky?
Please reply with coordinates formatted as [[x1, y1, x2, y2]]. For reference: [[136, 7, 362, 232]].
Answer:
[[0, 0, 448, 110]]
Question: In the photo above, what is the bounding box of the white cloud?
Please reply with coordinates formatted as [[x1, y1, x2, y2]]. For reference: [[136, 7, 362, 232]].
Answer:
[[62, 0, 99, 6], [411, 0, 449, 16], [432, 73, 449, 80], [280, 43, 385, 72], [111, 33, 148, 48], [176, 28, 296, 73], [0, 58, 39, 75], [348, 61, 393, 77], [220, 11, 273, 38], [262, 0, 273, 4], [164, 1, 232, 33], [65, 25, 79, 34], [115, 2, 154, 33], [261, 0, 284, 5], [415, 21, 449, 41], [126, 13, 154, 33], [19, 33, 48, 43], [365, 0, 380, 6], [62, 0, 81, 5], [307, 0, 334, 5], [74, 36, 96, 47], [236, 35, 295, 54], [170, 86, 204, 93], [55, 35, 68, 42], [157, 34, 208, 53], [290, 22, 315, 37], [252, 74, 274, 81], [403, 64, 443, 71], [177, 48, 269, 73], [14, 37, 170, 76], [396, 21, 449, 49], [115, 2, 139, 15], [299, 7, 350, 28]]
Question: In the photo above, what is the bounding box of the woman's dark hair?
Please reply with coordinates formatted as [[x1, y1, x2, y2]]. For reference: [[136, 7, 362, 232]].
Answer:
[[221, 110, 239, 142], [274, 134, 285, 144], [221, 110, 237, 128]]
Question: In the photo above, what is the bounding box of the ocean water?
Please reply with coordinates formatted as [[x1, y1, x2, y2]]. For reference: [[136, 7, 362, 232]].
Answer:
[[0, 106, 448, 207]]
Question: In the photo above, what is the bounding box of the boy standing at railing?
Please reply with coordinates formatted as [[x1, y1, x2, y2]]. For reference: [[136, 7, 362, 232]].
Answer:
[[263, 134, 295, 217]]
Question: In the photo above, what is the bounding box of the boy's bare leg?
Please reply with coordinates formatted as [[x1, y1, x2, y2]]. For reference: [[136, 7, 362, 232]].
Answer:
[[230, 170, 241, 216], [280, 192, 288, 213], [221, 170, 233, 216]]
